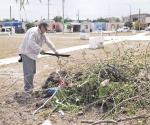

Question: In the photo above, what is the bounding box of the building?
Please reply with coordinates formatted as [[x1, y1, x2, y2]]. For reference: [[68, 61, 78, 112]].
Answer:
[[122, 13, 150, 29], [0, 20, 25, 33], [80, 21, 95, 32], [145, 17, 150, 26], [71, 22, 81, 32], [106, 22, 124, 31], [94, 22, 106, 31]]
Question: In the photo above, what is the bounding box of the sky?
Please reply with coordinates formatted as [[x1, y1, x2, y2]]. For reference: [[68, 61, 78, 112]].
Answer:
[[0, 0, 150, 21]]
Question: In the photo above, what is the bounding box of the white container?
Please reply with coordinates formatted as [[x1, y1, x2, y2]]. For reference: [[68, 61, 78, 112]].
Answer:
[[80, 33, 90, 40], [89, 36, 104, 49]]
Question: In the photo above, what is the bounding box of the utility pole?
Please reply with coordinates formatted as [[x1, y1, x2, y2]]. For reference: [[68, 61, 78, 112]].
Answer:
[[77, 9, 79, 22], [48, 0, 50, 21], [62, 0, 65, 34], [129, 5, 131, 22], [138, 8, 141, 31], [19, 0, 22, 21], [10, 5, 12, 20]]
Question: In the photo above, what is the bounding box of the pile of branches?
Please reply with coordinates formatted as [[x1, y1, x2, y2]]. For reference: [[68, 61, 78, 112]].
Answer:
[[35, 42, 150, 124]]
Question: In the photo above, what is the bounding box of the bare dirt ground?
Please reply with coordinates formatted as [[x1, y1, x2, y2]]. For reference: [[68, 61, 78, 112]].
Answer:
[[0, 48, 105, 125], [0, 39, 150, 125]]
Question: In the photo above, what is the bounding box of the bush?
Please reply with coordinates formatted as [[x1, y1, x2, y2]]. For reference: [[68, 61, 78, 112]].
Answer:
[[133, 21, 141, 30], [25, 23, 35, 30], [124, 21, 133, 29], [39, 41, 150, 121]]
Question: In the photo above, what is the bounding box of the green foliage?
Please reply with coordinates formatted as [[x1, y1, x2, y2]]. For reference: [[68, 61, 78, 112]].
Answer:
[[53, 16, 63, 22], [134, 21, 140, 30], [46, 57, 149, 115], [67, 24, 73, 30], [46, 62, 143, 114], [15, 0, 29, 9], [64, 18, 72, 23], [16, 0, 41, 9], [106, 17, 120, 22], [25, 22, 35, 30], [93, 17, 120, 22], [99, 82, 135, 103], [124, 21, 133, 29], [93, 18, 109, 22], [42, 41, 150, 121]]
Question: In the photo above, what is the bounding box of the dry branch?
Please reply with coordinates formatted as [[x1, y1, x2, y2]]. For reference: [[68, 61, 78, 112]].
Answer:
[[81, 114, 150, 124]]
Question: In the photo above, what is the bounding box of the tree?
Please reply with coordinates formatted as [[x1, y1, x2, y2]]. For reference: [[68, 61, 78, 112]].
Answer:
[[15, 0, 29, 9], [93, 18, 109, 22], [116, 18, 120, 22], [3, 18, 16, 22], [53, 16, 62, 22], [67, 24, 73, 32], [105, 17, 120, 22], [124, 21, 133, 29], [64, 18, 72, 23], [16, 0, 41, 9], [25, 22, 35, 30], [3, 19, 11, 21], [133, 21, 140, 30]]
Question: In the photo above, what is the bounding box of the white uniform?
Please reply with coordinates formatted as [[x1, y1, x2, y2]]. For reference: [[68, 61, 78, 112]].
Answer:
[[19, 27, 57, 60]]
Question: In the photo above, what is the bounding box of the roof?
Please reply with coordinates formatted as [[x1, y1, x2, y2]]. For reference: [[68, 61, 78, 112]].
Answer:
[[132, 13, 150, 16], [131, 13, 150, 17]]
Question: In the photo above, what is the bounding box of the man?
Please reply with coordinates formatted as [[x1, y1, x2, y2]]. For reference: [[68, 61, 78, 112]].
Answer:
[[19, 22, 58, 93]]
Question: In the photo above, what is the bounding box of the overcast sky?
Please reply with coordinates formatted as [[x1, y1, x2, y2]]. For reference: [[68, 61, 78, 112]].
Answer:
[[0, 0, 150, 21]]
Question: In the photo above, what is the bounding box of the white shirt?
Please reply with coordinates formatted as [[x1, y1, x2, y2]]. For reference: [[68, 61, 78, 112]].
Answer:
[[19, 27, 57, 60]]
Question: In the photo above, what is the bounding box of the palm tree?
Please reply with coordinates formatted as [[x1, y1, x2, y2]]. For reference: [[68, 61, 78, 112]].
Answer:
[[15, 0, 41, 9], [15, 0, 29, 9]]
